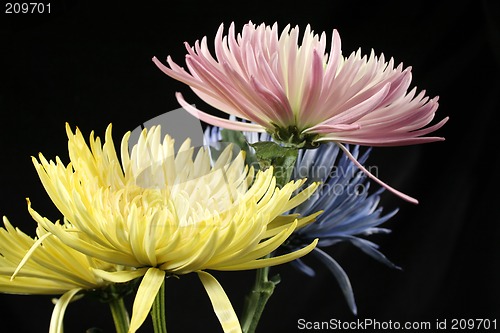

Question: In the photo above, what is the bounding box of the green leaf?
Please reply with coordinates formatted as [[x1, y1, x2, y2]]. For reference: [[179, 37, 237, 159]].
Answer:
[[220, 129, 249, 150], [274, 148, 298, 188], [250, 141, 283, 161], [219, 129, 258, 167], [250, 142, 298, 187]]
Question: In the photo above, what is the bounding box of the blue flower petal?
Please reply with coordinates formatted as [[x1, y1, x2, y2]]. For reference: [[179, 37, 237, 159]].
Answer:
[[289, 258, 316, 277], [343, 236, 401, 270], [312, 248, 357, 315]]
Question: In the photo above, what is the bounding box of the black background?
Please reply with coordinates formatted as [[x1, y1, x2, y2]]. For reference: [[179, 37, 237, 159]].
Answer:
[[1, 0, 498, 332]]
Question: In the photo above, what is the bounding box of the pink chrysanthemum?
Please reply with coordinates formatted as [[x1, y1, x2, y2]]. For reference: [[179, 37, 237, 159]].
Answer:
[[153, 22, 448, 204]]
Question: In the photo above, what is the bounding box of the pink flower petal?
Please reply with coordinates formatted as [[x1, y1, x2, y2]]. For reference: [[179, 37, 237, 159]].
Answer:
[[175, 92, 265, 132], [336, 143, 419, 204]]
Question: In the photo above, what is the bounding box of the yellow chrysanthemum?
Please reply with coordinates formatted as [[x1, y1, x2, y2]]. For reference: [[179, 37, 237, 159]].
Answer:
[[0, 217, 127, 333], [29, 124, 320, 333]]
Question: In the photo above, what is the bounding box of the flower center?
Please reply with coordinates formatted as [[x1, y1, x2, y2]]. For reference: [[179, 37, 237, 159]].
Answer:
[[270, 124, 320, 149]]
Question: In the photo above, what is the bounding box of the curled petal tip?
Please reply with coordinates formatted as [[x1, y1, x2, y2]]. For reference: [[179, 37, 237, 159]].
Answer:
[[336, 143, 419, 204]]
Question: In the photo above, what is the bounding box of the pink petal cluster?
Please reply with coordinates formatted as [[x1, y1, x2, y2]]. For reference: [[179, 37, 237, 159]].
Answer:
[[153, 21, 448, 147]]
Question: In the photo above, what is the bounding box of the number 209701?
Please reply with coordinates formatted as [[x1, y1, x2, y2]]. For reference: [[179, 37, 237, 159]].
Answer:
[[5, 3, 51, 14]]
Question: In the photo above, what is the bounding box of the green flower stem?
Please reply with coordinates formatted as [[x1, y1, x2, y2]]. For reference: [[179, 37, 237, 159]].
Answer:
[[241, 262, 280, 333], [241, 142, 299, 333], [108, 294, 130, 333], [151, 278, 167, 333]]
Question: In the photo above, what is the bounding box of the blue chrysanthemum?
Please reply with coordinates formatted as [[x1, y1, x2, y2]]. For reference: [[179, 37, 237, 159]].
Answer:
[[204, 125, 399, 315], [283, 143, 399, 315]]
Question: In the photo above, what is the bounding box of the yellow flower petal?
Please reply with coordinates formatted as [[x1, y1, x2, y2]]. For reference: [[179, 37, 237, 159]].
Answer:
[[215, 220, 299, 268], [281, 182, 320, 212], [10, 231, 52, 280], [263, 210, 322, 239], [215, 239, 318, 271], [129, 267, 165, 333], [197, 271, 241, 333], [92, 268, 148, 283], [49, 288, 82, 333]]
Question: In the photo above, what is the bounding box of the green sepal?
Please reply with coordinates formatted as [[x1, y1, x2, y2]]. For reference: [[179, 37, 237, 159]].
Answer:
[[87, 278, 140, 303], [270, 124, 321, 149]]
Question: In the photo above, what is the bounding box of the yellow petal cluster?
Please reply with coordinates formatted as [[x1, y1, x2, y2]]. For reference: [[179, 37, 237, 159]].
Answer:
[[0, 217, 112, 293], [28, 124, 320, 333], [0, 217, 121, 333]]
